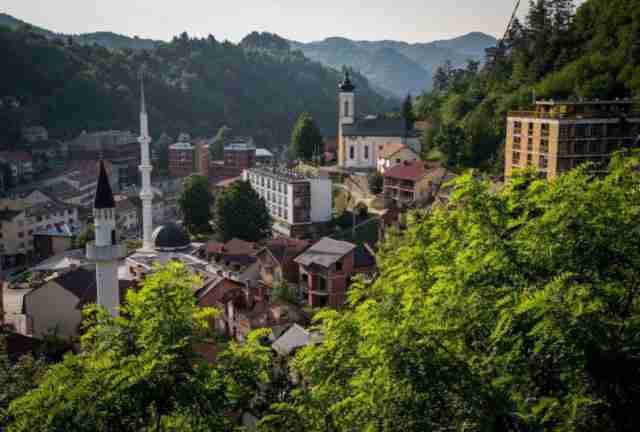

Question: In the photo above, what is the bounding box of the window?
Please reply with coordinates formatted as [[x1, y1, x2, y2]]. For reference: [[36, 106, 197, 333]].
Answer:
[[349, 146, 354, 159], [527, 138, 533, 151], [396, 158, 401, 164], [364, 145, 369, 160], [540, 139, 549, 153], [527, 153, 533, 165], [335, 261, 343, 271], [513, 136, 521, 150], [539, 155, 548, 169], [344, 100, 349, 117], [18, 232, 24, 238], [541, 123, 550, 137], [528, 122, 534, 135], [512, 151, 520, 163], [513, 121, 522, 133]]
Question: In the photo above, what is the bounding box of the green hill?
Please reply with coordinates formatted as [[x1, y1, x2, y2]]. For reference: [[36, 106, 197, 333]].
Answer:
[[0, 26, 390, 148]]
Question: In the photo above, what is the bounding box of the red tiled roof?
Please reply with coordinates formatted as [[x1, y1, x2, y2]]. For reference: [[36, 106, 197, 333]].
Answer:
[[384, 160, 428, 181], [206, 238, 260, 256], [378, 143, 408, 159]]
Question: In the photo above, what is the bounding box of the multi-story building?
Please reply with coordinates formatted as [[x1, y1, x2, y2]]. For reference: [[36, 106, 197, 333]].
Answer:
[[168, 134, 195, 178], [383, 161, 450, 207], [195, 141, 210, 178], [67, 130, 140, 189], [0, 200, 79, 267], [505, 99, 640, 180], [224, 137, 256, 170], [0, 151, 34, 184], [243, 167, 332, 239]]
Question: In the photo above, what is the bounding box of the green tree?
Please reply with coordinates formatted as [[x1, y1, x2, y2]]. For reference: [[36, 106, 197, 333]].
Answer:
[[0, 335, 47, 429], [179, 175, 213, 235], [6, 262, 271, 432], [401, 93, 416, 128], [290, 112, 323, 161], [367, 171, 384, 195], [433, 124, 466, 168], [211, 125, 231, 160], [213, 180, 271, 242], [261, 152, 640, 431]]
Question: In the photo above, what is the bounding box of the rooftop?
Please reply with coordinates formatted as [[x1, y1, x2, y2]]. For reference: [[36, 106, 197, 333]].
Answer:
[[294, 237, 356, 268], [246, 166, 316, 183], [378, 143, 410, 159], [342, 116, 418, 138]]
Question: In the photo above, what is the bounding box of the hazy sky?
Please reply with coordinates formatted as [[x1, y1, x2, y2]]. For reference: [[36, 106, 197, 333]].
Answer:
[[2, 0, 527, 43]]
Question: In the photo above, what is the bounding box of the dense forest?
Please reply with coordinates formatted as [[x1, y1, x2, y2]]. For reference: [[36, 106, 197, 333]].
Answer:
[[416, 0, 640, 172], [0, 26, 390, 149]]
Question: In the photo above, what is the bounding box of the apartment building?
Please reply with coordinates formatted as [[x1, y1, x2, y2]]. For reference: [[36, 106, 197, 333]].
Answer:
[[224, 138, 256, 170], [243, 167, 332, 239], [383, 161, 450, 207], [0, 200, 79, 267], [0, 151, 34, 183], [505, 99, 640, 180]]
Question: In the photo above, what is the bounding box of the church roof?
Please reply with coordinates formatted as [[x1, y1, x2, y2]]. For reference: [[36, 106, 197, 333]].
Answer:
[[342, 117, 419, 138], [339, 71, 355, 92], [94, 160, 115, 209]]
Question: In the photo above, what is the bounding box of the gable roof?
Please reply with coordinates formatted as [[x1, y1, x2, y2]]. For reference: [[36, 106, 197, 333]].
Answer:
[[294, 237, 356, 268], [384, 160, 428, 182], [272, 323, 322, 356], [342, 117, 418, 138], [378, 143, 410, 159], [260, 237, 310, 265]]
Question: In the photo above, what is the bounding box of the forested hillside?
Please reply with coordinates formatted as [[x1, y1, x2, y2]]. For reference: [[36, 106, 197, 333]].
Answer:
[[416, 0, 640, 172], [0, 26, 389, 148]]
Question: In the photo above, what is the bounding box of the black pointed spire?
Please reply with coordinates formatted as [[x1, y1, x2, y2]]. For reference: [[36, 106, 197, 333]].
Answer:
[[94, 160, 115, 209], [339, 69, 355, 92]]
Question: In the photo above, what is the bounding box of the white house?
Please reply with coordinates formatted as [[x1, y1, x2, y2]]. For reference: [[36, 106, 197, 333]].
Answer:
[[376, 143, 419, 174]]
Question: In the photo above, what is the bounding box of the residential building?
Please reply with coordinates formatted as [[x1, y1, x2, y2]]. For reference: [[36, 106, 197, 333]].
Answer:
[[224, 137, 256, 170], [0, 200, 79, 268], [21, 126, 48, 143], [33, 223, 82, 260], [205, 238, 261, 282], [383, 161, 449, 207], [337, 71, 420, 169], [2, 266, 131, 339], [272, 323, 323, 358], [67, 130, 140, 189], [294, 237, 375, 308], [40, 162, 116, 208], [505, 99, 640, 180], [0, 151, 34, 183], [376, 143, 419, 174], [243, 166, 332, 238], [256, 237, 310, 286], [168, 133, 196, 178], [255, 148, 274, 165]]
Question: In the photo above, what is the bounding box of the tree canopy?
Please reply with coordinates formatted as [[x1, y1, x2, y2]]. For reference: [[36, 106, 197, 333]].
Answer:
[[213, 180, 271, 242], [179, 175, 213, 235], [290, 112, 323, 161], [5, 262, 271, 432], [260, 151, 640, 431]]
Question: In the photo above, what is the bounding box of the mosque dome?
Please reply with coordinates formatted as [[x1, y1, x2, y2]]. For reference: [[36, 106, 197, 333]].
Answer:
[[152, 223, 190, 251]]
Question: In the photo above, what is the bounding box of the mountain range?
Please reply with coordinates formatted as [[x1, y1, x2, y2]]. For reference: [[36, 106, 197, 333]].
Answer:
[[0, 13, 497, 98], [290, 33, 497, 97]]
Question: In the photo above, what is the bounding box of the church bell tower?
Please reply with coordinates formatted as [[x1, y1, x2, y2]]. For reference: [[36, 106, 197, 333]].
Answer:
[[338, 69, 355, 167]]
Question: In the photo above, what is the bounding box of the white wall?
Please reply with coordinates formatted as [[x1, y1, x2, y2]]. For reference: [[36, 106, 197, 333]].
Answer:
[[310, 177, 332, 223]]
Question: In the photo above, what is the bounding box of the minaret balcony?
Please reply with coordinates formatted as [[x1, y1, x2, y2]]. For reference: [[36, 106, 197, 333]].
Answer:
[[86, 242, 127, 261]]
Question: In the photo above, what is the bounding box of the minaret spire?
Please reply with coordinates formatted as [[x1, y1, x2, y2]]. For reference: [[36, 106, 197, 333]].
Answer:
[[138, 66, 154, 252], [87, 159, 125, 316]]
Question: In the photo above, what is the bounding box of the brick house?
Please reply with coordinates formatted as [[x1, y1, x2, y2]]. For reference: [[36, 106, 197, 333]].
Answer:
[[383, 161, 450, 207], [376, 143, 418, 174], [256, 237, 310, 287], [294, 237, 375, 308]]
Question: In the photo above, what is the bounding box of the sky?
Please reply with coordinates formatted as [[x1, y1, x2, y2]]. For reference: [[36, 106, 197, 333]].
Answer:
[[1, 0, 526, 43]]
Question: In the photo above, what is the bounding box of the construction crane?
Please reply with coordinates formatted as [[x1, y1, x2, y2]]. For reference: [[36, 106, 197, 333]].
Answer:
[[485, 0, 521, 66]]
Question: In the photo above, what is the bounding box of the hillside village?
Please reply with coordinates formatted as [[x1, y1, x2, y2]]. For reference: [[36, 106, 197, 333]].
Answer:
[[2, 0, 640, 430]]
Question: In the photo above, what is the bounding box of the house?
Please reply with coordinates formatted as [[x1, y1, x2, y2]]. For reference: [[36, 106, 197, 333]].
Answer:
[[256, 237, 310, 286], [3, 267, 131, 339], [294, 237, 375, 308], [197, 277, 308, 343], [255, 148, 274, 165], [33, 222, 83, 260], [0, 151, 34, 183], [114, 195, 139, 236], [0, 200, 79, 268], [376, 143, 418, 174], [21, 126, 48, 143], [272, 323, 323, 357], [205, 238, 262, 282], [337, 71, 420, 170], [224, 137, 256, 170], [383, 161, 450, 207]]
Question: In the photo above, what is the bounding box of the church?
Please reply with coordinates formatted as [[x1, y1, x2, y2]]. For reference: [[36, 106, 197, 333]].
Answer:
[[337, 71, 421, 170]]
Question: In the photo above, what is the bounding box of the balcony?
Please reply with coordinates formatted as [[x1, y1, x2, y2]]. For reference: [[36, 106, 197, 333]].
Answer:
[[509, 110, 640, 120]]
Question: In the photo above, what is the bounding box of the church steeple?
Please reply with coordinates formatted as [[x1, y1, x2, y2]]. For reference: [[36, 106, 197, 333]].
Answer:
[[339, 69, 355, 93]]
